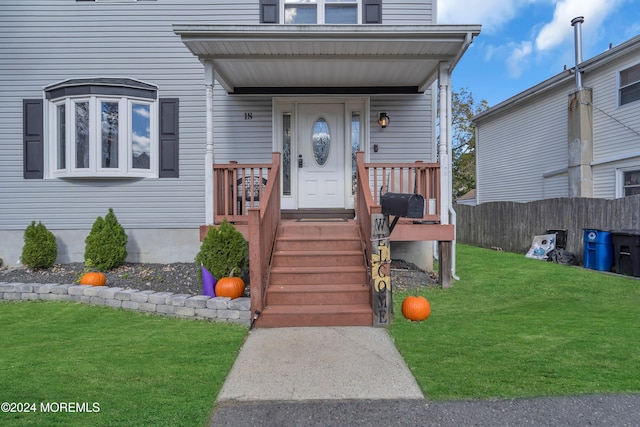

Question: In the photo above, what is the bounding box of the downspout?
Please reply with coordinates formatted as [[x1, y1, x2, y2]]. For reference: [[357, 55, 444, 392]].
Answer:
[[445, 33, 474, 281], [204, 62, 215, 225], [447, 80, 460, 281], [438, 62, 459, 280]]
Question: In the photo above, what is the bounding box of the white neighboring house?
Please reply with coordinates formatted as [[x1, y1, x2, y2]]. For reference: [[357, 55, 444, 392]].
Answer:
[[472, 33, 640, 204]]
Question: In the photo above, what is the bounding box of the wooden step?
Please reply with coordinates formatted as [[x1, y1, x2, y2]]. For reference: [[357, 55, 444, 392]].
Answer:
[[271, 250, 364, 267], [281, 209, 355, 220], [255, 219, 372, 328], [276, 221, 361, 238], [274, 236, 362, 251], [268, 265, 368, 286], [266, 283, 370, 305], [254, 304, 373, 328]]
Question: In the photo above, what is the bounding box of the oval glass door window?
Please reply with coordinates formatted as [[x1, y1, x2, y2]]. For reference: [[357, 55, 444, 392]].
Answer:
[[312, 117, 330, 166]]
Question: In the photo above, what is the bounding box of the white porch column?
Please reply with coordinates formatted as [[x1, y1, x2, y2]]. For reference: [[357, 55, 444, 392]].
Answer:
[[438, 62, 452, 225], [204, 62, 215, 225]]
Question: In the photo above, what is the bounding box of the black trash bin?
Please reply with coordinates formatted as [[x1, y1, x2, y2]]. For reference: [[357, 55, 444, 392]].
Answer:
[[610, 230, 640, 277]]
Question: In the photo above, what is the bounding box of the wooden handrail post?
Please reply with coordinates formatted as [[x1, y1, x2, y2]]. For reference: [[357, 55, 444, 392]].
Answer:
[[247, 152, 281, 321], [248, 208, 263, 315]]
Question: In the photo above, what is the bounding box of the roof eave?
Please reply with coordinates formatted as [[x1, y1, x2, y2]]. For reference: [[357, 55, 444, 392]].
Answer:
[[174, 24, 481, 93]]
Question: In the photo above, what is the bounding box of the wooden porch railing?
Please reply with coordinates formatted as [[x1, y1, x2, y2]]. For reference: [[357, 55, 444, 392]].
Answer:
[[213, 153, 281, 317], [214, 160, 273, 224], [364, 157, 441, 222], [356, 152, 444, 249], [355, 151, 442, 255]]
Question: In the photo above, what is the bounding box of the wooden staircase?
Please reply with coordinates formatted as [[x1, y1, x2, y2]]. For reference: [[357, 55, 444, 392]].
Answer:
[[253, 219, 373, 328]]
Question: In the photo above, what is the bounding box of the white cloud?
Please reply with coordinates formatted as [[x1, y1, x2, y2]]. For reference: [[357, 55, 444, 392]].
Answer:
[[535, 0, 625, 52], [438, 0, 549, 33], [443, 0, 631, 82], [483, 44, 496, 62], [506, 41, 533, 78]]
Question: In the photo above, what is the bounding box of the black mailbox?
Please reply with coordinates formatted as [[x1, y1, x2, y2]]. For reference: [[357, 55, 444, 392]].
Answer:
[[381, 192, 425, 219]]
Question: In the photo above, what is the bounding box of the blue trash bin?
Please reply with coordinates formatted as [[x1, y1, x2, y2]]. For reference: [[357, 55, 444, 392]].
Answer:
[[583, 229, 614, 271]]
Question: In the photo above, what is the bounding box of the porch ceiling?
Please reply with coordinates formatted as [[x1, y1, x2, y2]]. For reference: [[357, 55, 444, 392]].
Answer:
[[173, 25, 481, 94]]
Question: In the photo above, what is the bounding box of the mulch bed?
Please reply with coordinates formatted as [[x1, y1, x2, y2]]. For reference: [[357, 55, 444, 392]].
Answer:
[[1, 259, 437, 296]]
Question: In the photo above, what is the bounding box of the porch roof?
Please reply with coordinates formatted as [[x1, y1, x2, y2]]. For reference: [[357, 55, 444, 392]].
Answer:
[[173, 25, 481, 94]]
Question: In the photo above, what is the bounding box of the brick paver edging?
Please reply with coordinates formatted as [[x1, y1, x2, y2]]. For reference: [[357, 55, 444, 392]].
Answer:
[[0, 282, 251, 326]]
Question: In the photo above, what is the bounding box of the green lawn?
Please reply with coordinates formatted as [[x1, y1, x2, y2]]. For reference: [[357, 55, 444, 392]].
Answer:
[[390, 244, 640, 400], [0, 302, 247, 427], [3, 244, 639, 425]]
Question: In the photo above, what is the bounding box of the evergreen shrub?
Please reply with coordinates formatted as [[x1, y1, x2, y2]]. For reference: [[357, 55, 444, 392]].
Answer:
[[195, 219, 248, 281], [84, 208, 128, 271], [20, 221, 58, 269]]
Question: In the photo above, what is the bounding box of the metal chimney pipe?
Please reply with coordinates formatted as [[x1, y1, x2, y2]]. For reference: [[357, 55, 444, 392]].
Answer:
[[571, 16, 585, 89]]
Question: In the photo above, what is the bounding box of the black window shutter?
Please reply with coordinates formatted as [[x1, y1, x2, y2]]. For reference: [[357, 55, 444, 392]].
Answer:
[[260, 0, 279, 24], [159, 98, 179, 178], [363, 0, 382, 24], [23, 99, 44, 179]]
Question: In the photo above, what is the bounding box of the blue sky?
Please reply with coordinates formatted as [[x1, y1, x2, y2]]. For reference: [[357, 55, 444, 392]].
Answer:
[[438, 0, 640, 107]]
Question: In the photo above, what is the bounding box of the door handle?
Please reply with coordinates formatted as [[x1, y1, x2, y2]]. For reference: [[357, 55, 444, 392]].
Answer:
[[298, 154, 303, 168]]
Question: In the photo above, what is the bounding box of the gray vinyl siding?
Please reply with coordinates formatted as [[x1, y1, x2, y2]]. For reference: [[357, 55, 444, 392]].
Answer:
[[383, 0, 434, 24], [475, 81, 573, 204], [0, 0, 259, 231], [213, 86, 274, 164], [586, 53, 640, 198], [1, 0, 438, 236], [543, 174, 569, 199], [370, 92, 435, 162]]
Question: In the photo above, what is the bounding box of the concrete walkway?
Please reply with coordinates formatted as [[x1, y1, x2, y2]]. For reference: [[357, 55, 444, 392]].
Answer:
[[210, 326, 640, 426], [216, 326, 423, 402]]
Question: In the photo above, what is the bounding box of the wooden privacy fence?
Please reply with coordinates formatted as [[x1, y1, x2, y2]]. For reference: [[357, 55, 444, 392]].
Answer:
[[456, 195, 640, 261]]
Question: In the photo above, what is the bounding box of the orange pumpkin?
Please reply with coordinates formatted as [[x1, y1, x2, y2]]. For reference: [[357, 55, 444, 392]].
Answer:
[[80, 271, 107, 287], [215, 268, 245, 299], [401, 295, 431, 321]]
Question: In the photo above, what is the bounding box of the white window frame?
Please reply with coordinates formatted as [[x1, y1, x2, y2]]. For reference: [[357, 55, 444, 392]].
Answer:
[[282, 0, 361, 25], [615, 166, 640, 198], [47, 95, 158, 178], [618, 62, 640, 107]]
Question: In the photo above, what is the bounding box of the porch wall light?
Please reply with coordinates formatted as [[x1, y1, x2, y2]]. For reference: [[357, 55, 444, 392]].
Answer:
[[378, 112, 390, 128]]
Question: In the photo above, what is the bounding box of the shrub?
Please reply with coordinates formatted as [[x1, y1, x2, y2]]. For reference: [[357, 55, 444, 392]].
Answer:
[[20, 221, 57, 269], [195, 219, 248, 281], [84, 208, 128, 271]]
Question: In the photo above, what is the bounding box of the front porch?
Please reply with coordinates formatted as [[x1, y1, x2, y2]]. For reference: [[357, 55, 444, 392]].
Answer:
[[201, 152, 454, 327], [175, 24, 479, 327]]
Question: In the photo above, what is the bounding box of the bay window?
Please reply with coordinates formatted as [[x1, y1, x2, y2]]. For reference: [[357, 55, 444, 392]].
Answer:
[[44, 79, 160, 178]]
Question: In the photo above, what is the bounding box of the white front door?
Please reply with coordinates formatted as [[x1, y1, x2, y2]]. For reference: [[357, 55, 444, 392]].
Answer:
[[297, 103, 345, 208]]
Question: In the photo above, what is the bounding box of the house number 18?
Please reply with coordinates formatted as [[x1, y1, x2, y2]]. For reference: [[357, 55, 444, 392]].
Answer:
[[244, 113, 253, 120]]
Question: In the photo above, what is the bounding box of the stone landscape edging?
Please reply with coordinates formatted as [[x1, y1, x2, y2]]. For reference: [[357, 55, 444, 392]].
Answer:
[[0, 282, 251, 326]]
